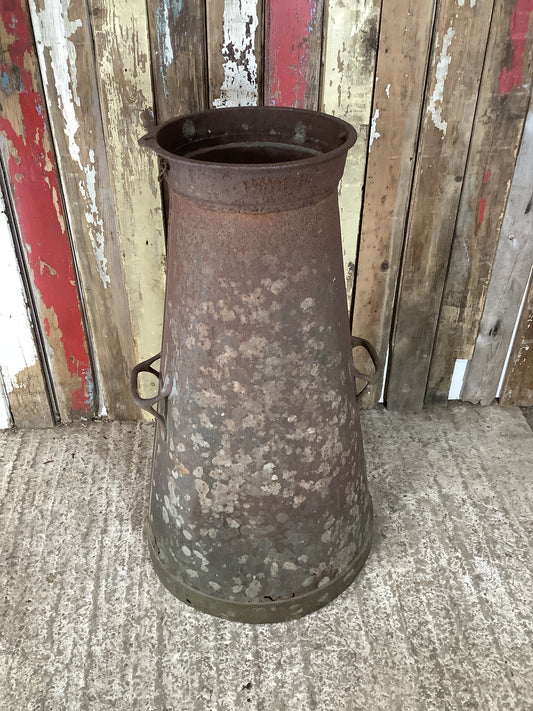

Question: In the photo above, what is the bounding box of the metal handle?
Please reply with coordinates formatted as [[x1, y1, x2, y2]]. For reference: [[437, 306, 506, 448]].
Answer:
[[351, 336, 381, 399], [131, 353, 172, 432]]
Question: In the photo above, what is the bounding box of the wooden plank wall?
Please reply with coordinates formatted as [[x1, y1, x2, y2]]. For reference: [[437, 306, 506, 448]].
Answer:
[[1, 0, 532, 428]]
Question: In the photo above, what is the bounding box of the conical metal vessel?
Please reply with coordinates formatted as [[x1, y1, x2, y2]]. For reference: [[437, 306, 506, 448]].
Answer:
[[132, 107, 375, 622]]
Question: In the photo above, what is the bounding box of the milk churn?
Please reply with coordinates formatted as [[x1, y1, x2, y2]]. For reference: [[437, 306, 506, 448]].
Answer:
[[132, 107, 378, 623]]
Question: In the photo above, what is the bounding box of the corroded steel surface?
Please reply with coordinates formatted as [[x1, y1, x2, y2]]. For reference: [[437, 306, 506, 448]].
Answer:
[[137, 107, 373, 622]]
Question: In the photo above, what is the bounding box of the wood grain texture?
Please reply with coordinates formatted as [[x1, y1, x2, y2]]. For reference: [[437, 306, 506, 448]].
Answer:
[[351, 0, 436, 408], [264, 0, 324, 110], [89, 0, 166, 398], [386, 0, 495, 411], [501, 273, 533, 405], [426, 0, 533, 405], [321, 0, 382, 303], [0, 1, 93, 421], [0, 187, 52, 428], [462, 107, 533, 406], [29, 0, 139, 419], [146, 0, 207, 122], [207, 0, 263, 107]]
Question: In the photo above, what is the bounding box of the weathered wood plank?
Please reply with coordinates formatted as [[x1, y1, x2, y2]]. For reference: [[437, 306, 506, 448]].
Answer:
[[89, 0, 166, 401], [146, 0, 207, 121], [0, 1, 93, 421], [386, 0, 495, 411], [321, 0, 382, 303], [29, 0, 139, 419], [351, 0, 436, 408], [0, 187, 52, 428], [462, 107, 533, 406], [501, 273, 533, 405], [426, 0, 533, 405], [264, 0, 324, 110], [207, 0, 263, 108]]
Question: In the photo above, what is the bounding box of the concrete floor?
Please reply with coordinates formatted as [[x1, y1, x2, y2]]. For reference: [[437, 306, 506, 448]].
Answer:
[[0, 404, 532, 710]]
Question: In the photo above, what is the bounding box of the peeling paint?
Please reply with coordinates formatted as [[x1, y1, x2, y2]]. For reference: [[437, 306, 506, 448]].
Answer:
[[31, 1, 111, 289], [33, 3, 82, 164], [212, 0, 259, 107], [369, 108, 380, 151], [90, 0, 165, 378], [265, 0, 322, 109], [427, 26, 455, 136], [1, 3, 93, 416], [385, 82, 390, 98], [80, 149, 110, 287], [155, 0, 183, 99], [498, 0, 533, 96]]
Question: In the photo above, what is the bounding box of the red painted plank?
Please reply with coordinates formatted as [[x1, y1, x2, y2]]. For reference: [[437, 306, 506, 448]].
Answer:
[[498, 0, 533, 95], [264, 0, 324, 109], [0, 3, 93, 418]]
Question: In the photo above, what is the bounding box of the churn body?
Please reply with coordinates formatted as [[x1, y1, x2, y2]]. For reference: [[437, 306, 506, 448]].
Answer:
[[134, 107, 374, 623]]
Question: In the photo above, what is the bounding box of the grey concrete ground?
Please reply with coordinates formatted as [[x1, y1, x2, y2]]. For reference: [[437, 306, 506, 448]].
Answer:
[[0, 404, 532, 710]]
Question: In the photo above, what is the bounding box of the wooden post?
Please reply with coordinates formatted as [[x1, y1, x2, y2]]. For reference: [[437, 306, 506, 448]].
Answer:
[[29, 0, 139, 419], [386, 0, 495, 411], [351, 0, 436, 407], [264, 0, 324, 110], [427, 0, 533, 404], [0, 1, 93, 421], [321, 0, 382, 304], [462, 106, 533, 406]]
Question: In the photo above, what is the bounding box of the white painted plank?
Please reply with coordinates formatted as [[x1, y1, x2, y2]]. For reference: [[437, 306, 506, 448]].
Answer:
[[0, 190, 51, 426]]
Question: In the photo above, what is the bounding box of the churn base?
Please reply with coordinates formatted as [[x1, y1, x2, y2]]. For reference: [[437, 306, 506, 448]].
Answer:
[[147, 527, 373, 624]]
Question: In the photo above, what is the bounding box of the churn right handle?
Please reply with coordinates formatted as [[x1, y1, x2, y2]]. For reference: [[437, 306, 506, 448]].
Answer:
[[351, 336, 381, 400], [131, 353, 172, 433]]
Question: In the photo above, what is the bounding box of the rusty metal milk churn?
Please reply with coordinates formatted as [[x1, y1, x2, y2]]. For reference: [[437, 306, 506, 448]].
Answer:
[[132, 107, 377, 623]]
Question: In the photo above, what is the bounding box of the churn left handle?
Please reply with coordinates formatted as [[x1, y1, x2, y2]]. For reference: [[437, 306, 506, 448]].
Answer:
[[131, 353, 172, 433], [351, 336, 381, 399]]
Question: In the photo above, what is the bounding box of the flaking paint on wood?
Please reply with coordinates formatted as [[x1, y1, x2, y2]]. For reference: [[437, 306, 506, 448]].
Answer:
[[386, 0, 494, 411], [351, 0, 436, 408], [29, 0, 139, 419], [426, 0, 533, 405], [89, 0, 166, 403], [0, 188, 52, 428], [264, 0, 324, 110], [207, 0, 263, 108], [462, 107, 533, 406], [321, 0, 382, 303], [147, 0, 207, 121], [0, 1, 93, 421]]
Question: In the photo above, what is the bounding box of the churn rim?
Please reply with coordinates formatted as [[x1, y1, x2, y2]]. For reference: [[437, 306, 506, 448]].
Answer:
[[139, 106, 357, 171]]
